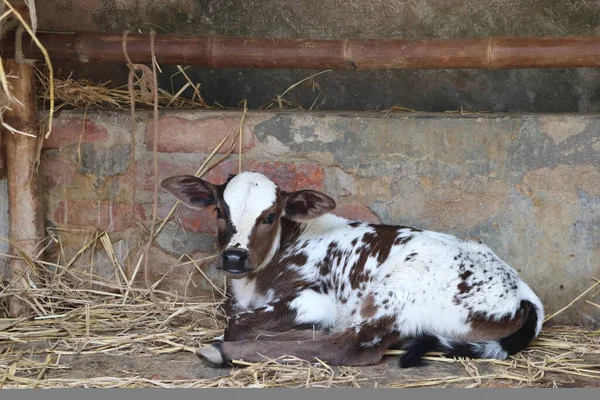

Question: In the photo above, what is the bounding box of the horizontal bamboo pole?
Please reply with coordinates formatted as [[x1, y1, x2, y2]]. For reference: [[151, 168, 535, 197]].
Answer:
[[2, 31, 600, 70]]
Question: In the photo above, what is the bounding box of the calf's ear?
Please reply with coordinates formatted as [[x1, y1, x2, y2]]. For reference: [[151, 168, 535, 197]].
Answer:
[[161, 175, 218, 209], [284, 190, 336, 221]]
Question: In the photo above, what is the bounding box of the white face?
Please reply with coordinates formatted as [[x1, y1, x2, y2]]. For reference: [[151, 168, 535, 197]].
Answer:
[[161, 170, 337, 277], [222, 172, 278, 250]]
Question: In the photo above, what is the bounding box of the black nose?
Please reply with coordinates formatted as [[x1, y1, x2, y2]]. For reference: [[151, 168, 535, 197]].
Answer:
[[221, 249, 249, 274]]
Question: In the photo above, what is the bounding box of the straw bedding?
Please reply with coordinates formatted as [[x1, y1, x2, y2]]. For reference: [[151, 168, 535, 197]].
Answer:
[[1, 231, 599, 388]]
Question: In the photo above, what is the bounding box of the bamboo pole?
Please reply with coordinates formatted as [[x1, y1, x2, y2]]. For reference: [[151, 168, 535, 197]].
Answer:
[[2, 58, 44, 317], [3, 31, 600, 70]]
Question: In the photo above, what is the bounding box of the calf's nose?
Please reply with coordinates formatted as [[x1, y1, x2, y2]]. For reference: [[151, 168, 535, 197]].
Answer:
[[221, 248, 250, 275]]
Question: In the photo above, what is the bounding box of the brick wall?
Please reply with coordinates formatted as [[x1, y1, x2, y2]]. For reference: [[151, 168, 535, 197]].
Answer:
[[35, 110, 382, 300], [1, 110, 599, 326]]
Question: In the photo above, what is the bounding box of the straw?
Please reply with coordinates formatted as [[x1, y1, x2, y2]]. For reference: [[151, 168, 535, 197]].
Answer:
[[1, 237, 599, 388]]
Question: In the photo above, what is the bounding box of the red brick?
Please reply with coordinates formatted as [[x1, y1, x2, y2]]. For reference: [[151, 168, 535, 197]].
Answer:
[[204, 161, 324, 191], [138, 160, 324, 193], [53, 200, 133, 232], [43, 118, 109, 149], [333, 204, 380, 224], [146, 116, 255, 154], [135, 201, 218, 234], [136, 160, 191, 192], [40, 155, 76, 190]]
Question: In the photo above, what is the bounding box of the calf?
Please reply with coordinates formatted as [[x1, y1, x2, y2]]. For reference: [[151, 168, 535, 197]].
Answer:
[[161, 171, 544, 368]]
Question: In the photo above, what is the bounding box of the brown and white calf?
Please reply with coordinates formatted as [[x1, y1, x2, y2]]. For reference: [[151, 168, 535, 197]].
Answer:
[[161, 171, 544, 368]]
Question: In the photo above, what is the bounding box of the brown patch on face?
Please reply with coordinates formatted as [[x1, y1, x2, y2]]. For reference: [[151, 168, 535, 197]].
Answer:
[[244, 188, 293, 270], [214, 183, 236, 252], [360, 293, 379, 318], [466, 301, 532, 341], [247, 204, 281, 269], [252, 217, 308, 297]]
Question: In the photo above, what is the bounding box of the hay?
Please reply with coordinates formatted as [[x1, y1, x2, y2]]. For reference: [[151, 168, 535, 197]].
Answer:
[[36, 72, 217, 112], [259, 69, 331, 111], [1, 236, 599, 389], [39, 68, 334, 113]]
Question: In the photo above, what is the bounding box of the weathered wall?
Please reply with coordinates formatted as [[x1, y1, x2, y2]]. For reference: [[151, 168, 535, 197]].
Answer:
[[38, 0, 600, 112], [1, 110, 597, 326]]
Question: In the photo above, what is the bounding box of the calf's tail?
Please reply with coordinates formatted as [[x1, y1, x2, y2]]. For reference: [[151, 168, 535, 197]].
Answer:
[[399, 300, 542, 368]]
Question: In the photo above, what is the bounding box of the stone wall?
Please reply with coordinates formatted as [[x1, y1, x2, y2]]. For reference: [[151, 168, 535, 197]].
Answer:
[[1, 110, 599, 327]]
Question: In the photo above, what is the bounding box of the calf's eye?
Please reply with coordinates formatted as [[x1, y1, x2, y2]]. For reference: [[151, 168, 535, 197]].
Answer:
[[215, 207, 224, 219], [264, 213, 276, 224]]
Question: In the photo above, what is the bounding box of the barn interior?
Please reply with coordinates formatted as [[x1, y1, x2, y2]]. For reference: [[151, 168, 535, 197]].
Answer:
[[0, 0, 599, 388]]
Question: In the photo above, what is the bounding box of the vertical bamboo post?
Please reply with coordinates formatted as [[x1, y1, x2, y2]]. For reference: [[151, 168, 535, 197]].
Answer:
[[2, 58, 43, 317]]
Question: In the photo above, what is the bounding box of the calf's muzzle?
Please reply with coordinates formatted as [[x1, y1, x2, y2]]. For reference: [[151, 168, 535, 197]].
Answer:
[[220, 248, 251, 277]]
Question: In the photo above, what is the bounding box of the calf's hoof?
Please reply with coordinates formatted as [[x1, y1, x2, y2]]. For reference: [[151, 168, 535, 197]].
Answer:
[[196, 343, 229, 368]]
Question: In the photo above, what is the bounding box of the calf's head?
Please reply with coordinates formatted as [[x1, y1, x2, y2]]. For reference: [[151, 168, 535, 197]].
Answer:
[[161, 172, 336, 278]]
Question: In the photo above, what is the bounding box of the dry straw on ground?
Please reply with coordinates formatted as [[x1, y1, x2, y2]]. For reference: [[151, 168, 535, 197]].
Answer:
[[1, 243, 599, 388]]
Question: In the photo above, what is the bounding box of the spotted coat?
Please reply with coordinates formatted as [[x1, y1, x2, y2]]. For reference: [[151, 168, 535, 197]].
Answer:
[[161, 172, 545, 367]]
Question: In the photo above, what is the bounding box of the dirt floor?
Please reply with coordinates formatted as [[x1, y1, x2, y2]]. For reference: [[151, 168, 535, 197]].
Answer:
[[2, 337, 600, 388], [43, 351, 600, 388]]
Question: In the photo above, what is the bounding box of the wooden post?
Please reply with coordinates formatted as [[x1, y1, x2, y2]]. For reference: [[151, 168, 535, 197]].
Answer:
[[2, 59, 44, 317]]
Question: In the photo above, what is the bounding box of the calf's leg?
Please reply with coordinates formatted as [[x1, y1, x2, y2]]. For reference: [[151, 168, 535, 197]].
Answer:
[[224, 294, 331, 342], [199, 318, 399, 367], [230, 327, 330, 342]]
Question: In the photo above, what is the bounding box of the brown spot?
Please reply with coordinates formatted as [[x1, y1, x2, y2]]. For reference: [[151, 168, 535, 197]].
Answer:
[[360, 293, 378, 318], [349, 225, 399, 289], [355, 316, 399, 349], [404, 252, 417, 262], [394, 235, 413, 246], [466, 301, 532, 341], [459, 270, 473, 280], [457, 281, 471, 294], [316, 242, 347, 276]]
